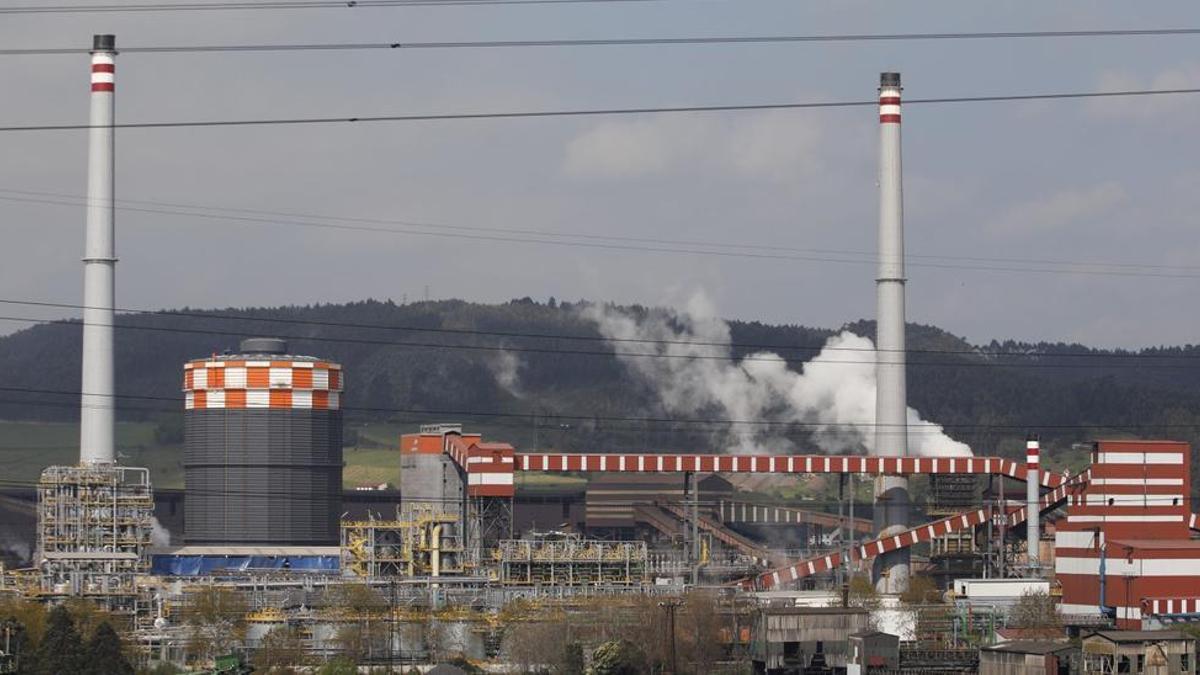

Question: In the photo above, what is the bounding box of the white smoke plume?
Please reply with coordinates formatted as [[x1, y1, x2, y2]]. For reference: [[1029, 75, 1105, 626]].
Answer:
[[583, 294, 971, 457], [488, 351, 524, 398], [150, 517, 172, 547]]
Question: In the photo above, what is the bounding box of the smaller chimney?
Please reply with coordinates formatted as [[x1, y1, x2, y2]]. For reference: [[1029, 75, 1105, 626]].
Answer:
[[1026, 434, 1041, 572]]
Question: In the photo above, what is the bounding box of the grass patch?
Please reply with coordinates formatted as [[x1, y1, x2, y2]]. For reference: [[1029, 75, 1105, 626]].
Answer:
[[0, 420, 184, 487]]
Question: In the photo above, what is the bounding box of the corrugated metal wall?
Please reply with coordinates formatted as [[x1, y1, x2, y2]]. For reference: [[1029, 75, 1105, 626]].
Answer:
[[184, 409, 343, 544]]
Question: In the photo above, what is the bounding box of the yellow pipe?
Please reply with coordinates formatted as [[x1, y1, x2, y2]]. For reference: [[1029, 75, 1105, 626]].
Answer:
[[431, 524, 442, 578]]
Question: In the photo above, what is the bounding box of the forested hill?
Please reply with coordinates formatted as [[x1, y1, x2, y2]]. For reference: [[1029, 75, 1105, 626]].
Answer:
[[3, 297, 1200, 461]]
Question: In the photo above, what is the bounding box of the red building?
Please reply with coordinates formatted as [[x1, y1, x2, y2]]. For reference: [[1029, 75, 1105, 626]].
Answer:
[[1055, 440, 1198, 628]]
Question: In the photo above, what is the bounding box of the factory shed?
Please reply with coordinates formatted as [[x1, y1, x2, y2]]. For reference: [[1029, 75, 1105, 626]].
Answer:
[[978, 640, 1076, 675], [585, 474, 684, 530], [750, 606, 869, 674], [846, 630, 899, 674], [697, 473, 735, 495], [1081, 630, 1196, 675]]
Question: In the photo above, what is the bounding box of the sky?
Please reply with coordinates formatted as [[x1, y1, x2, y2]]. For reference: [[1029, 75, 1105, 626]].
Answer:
[[2, 2, 1200, 348]]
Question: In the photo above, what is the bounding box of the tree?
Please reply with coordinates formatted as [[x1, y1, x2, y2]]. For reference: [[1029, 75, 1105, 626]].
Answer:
[[32, 605, 84, 675], [84, 622, 134, 675], [1010, 590, 1063, 630], [315, 656, 358, 675], [504, 620, 585, 674], [845, 575, 882, 611], [181, 587, 248, 665], [676, 591, 724, 674], [562, 642, 585, 675], [588, 639, 646, 675], [254, 625, 306, 674], [899, 575, 942, 605]]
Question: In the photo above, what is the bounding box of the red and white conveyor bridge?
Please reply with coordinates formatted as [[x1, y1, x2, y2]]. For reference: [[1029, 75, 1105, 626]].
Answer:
[[445, 438, 1200, 623]]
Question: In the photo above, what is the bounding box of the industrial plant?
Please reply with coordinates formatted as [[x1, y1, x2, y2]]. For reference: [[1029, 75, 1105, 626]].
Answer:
[[2, 35, 1200, 675]]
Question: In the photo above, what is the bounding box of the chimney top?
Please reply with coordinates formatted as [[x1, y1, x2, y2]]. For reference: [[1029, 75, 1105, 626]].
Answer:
[[93, 34, 116, 52], [880, 72, 901, 87]]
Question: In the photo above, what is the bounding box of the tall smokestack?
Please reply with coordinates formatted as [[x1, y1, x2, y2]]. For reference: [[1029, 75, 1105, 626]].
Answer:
[[872, 71, 910, 593], [1026, 434, 1041, 573], [79, 34, 117, 465]]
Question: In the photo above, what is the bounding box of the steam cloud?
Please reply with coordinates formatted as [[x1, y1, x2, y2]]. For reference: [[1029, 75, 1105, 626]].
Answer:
[[151, 517, 172, 547], [583, 295, 971, 457], [488, 350, 524, 398]]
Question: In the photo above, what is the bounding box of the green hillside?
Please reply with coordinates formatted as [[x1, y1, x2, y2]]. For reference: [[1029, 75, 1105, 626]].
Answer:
[[1, 297, 1198, 490]]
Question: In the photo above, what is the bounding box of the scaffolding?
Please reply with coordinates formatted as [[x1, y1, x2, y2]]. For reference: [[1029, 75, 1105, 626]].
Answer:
[[497, 535, 647, 587], [928, 474, 984, 588], [341, 508, 465, 578], [36, 464, 154, 610]]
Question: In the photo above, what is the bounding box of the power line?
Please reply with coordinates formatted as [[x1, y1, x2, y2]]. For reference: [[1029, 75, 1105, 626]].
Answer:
[[7, 310, 1200, 370], [4, 384, 1200, 432], [2, 87, 1200, 133], [4, 190, 1200, 282], [3, 296, 1200, 364], [4, 187, 1197, 276], [0, 0, 663, 15], [7, 27, 1200, 55]]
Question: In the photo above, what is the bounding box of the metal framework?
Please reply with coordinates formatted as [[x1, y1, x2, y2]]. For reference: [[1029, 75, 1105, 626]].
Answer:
[[342, 508, 465, 578], [36, 464, 153, 609], [497, 536, 647, 586]]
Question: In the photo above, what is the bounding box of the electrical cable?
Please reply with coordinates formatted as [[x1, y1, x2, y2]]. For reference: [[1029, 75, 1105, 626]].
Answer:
[[4, 192, 1200, 282], [6, 311, 1200, 370], [2, 87, 1199, 133], [0, 0, 666, 15], [7, 296, 1199, 363], [4, 187, 1197, 275], [7, 27, 1200, 54], [5, 385, 1200, 432]]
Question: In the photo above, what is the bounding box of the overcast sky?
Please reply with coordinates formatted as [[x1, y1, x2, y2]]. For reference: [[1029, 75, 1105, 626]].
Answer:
[[2, 2, 1200, 348]]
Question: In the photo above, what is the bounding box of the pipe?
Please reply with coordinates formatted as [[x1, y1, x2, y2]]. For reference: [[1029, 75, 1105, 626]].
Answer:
[[1026, 435, 1040, 573], [80, 34, 117, 465], [431, 524, 442, 578], [873, 71, 910, 593]]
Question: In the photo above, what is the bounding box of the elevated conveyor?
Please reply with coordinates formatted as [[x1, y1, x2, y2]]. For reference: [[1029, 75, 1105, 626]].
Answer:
[[753, 469, 1089, 589]]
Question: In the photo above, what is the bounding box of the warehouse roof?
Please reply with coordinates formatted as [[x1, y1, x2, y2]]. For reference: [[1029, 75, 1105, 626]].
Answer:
[[1088, 630, 1190, 643], [984, 640, 1074, 655]]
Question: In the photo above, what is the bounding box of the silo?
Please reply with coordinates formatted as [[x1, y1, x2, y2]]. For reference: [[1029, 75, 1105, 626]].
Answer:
[[182, 338, 344, 545]]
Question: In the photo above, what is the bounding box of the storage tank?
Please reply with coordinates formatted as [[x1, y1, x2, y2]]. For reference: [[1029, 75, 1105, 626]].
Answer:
[[182, 338, 344, 545]]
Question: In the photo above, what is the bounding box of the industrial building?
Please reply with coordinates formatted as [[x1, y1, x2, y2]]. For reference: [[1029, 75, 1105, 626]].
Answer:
[[7, 44, 1200, 673], [1080, 631, 1196, 674]]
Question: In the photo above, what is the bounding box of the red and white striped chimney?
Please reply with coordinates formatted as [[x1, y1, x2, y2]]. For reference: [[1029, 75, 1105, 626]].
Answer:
[[873, 71, 910, 594], [80, 34, 117, 465], [1026, 434, 1041, 572]]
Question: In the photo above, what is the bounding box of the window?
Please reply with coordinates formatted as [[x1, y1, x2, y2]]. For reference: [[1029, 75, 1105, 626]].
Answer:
[[1183, 653, 1192, 672], [1118, 655, 1131, 673], [1136, 654, 1144, 672]]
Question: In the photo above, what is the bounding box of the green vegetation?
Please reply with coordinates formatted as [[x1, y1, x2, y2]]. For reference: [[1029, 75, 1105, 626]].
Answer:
[[1, 297, 1197, 492], [0, 420, 182, 486]]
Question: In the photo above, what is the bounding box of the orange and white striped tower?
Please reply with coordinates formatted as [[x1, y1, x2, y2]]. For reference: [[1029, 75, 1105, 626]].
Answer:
[[80, 34, 117, 465], [873, 71, 910, 593], [1026, 435, 1041, 573], [182, 338, 345, 545]]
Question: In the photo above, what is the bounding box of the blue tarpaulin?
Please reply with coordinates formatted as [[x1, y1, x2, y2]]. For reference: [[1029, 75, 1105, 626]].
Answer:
[[150, 554, 339, 576]]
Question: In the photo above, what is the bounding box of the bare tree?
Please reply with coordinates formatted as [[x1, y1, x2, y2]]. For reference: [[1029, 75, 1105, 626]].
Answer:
[[1009, 590, 1062, 630], [678, 591, 725, 674], [181, 587, 248, 666], [255, 625, 307, 674], [503, 620, 571, 674]]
